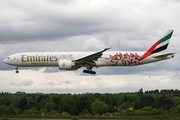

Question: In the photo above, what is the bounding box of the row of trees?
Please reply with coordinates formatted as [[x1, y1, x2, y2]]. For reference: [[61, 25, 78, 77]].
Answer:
[[1, 89, 180, 116]]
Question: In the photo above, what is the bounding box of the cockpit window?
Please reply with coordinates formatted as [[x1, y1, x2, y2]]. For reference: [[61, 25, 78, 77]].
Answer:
[[7, 57, 10, 59]]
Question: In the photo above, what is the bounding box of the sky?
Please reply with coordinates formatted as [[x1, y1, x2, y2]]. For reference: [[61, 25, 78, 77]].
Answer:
[[0, 0, 180, 94]]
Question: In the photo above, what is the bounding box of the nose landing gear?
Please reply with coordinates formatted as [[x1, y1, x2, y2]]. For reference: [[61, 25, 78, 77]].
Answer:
[[15, 66, 19, 74]]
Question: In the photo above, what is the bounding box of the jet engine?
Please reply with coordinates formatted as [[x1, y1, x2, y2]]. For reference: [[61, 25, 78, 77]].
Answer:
[[58, 60, 77, 70]]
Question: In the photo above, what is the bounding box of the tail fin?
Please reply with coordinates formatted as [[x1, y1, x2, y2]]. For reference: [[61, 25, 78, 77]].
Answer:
[[140, 30, 174, 60]]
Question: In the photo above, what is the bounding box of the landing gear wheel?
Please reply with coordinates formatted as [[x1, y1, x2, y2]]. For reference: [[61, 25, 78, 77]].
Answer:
[[83, 69, 96, 75], [15, 66, 19, 74], [15, 70, 19, 74], [92, 71, 96, 75], [83, 70, 86, 73]]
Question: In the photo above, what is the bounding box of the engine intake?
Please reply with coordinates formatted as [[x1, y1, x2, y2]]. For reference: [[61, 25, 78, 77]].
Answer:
[[58, 60, 77, 70]]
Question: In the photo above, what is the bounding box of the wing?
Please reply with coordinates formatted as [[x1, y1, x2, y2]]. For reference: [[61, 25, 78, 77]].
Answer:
[[74, 48, 110, 68]]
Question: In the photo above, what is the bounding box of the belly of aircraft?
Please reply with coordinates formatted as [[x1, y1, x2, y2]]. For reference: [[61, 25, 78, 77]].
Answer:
[[17, 61, 58, 67]]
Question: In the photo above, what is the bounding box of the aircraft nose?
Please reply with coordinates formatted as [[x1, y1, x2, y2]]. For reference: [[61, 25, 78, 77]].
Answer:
[[3, 58, 10, 64], [3, 58, 7, 64]]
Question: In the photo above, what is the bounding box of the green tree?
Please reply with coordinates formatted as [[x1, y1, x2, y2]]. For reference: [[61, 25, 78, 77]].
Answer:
[[0, 95, 11, 106], [94, 93, 101, 99], [44, 102, 55, 113], [120, 101, 134, 110], [23, 107, 38, 115], [61, 96, 75, 113], [52, 95, 61, 111], [139, 95, 154, 108], [70, 106, 79, 115], [11, 95, 21, 109], [29, 107, 38, 115], [172, 96, 180, 106], [138, 88, 143, 96], [18, 97, 27, 111], [91, 100, 108, 115], [134, 101, 140, 110], [26, 97, 36, 110], [37, 94, 49, 103], [0, 105, 8, 115], [100, 94, 111, 105], [40, 99, 46, 109], [80, 109, 89, 116], [39, 108, 47, 115], [7, 104, 15, 115], [61, 112, 70, 116], [176, 105, 180, 115], [78, 96, 88, 112]]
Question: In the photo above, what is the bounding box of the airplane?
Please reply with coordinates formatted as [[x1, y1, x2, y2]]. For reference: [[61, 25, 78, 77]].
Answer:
[[4, 30, 175, 75]]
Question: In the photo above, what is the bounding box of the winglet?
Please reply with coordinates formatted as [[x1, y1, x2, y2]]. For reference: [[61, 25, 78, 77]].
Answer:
[[103, 47, 111, 51], [140, 30, 174, 60]]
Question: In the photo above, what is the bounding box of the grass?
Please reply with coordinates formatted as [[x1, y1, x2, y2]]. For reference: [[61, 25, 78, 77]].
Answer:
[[4, 115, 180, 120]]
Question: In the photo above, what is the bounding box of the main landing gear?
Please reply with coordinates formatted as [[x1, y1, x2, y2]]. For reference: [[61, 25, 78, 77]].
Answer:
[[15, 66, 19, 74], [83, 64, 96, 75], [83, 69, 96, 75]]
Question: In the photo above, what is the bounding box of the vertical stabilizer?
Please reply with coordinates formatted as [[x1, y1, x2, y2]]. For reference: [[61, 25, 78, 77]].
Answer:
[[140, 30, 174, 60]]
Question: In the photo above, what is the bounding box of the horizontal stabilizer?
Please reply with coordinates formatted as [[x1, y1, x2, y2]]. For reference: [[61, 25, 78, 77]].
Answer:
[[152, 53, 175, 58]]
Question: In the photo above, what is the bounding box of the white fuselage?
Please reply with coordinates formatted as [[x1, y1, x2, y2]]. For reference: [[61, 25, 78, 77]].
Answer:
[[3, 51, 173, 68]]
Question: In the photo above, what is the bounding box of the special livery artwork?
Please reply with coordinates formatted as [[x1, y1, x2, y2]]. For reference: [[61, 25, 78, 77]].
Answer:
[[106, 52, 141, 66]]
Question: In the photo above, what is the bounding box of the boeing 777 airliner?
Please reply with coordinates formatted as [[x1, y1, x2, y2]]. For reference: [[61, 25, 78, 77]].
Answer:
[[4, 30, 175, 74]]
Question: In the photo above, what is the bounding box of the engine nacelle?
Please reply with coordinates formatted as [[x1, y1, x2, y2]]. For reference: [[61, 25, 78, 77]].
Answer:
[[58, 60, 77, 70]]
